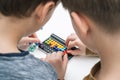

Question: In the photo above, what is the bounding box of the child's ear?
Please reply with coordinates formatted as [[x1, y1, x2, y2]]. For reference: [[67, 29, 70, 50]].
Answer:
[[71, 12, 90, 37], [34, 1, 55, 23]]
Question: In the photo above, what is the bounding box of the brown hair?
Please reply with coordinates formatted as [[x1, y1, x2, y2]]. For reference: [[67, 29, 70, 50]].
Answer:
[[0, 0, 59, 18], [61, 0, 120, 33]]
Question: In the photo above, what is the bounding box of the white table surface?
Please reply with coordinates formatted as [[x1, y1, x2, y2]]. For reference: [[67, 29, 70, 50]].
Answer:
[[32, 3, 100, 80], [32, 49, 99, 80]]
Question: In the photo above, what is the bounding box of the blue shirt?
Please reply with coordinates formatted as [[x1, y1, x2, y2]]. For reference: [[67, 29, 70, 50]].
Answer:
[[0, 50, 57, 80]]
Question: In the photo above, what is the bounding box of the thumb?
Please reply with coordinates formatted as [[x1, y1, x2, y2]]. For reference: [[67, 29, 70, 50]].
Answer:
[[63, 54, 68, 69], [25, 37, 40, 43]]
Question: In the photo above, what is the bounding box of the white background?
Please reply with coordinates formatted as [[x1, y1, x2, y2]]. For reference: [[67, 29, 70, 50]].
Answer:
[[36, 3, 75, 41]]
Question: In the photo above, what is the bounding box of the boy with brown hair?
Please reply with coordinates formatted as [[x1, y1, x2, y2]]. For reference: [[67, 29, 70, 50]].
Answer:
[[61, 0, 120, 80], [0, 0, 68, 80]]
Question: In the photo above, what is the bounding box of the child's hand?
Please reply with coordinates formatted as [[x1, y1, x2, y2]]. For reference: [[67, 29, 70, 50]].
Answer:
[[45, 52, 68, 80], [18, 33, 40, 50], [66, 33, 86, 56]]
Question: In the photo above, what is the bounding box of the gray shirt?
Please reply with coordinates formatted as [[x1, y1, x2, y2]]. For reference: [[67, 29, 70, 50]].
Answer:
[[0, 51, 57, 80]]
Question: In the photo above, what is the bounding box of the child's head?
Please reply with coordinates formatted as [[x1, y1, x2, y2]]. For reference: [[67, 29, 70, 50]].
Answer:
[[0, 0, 58, 17], [61, 0, 120, 53], [0, 0, 59, 36]]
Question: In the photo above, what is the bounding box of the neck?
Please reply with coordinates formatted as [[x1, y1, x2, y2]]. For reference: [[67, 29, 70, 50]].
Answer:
[[95, 35, 120, 80], [0, 16, 28, 53], [0, 38, 20, 53]]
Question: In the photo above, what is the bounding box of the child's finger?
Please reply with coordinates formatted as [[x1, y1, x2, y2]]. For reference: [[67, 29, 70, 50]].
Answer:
[[24, 37, 40, 43], [65, 33, 76, 45], [67, 50, 77, 55], [67, 41, 78, 49], [62, 54, 68, 69], [29, 33, 38, 38], [67, 50, 85, 56], [55, 51, 64, 60]]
